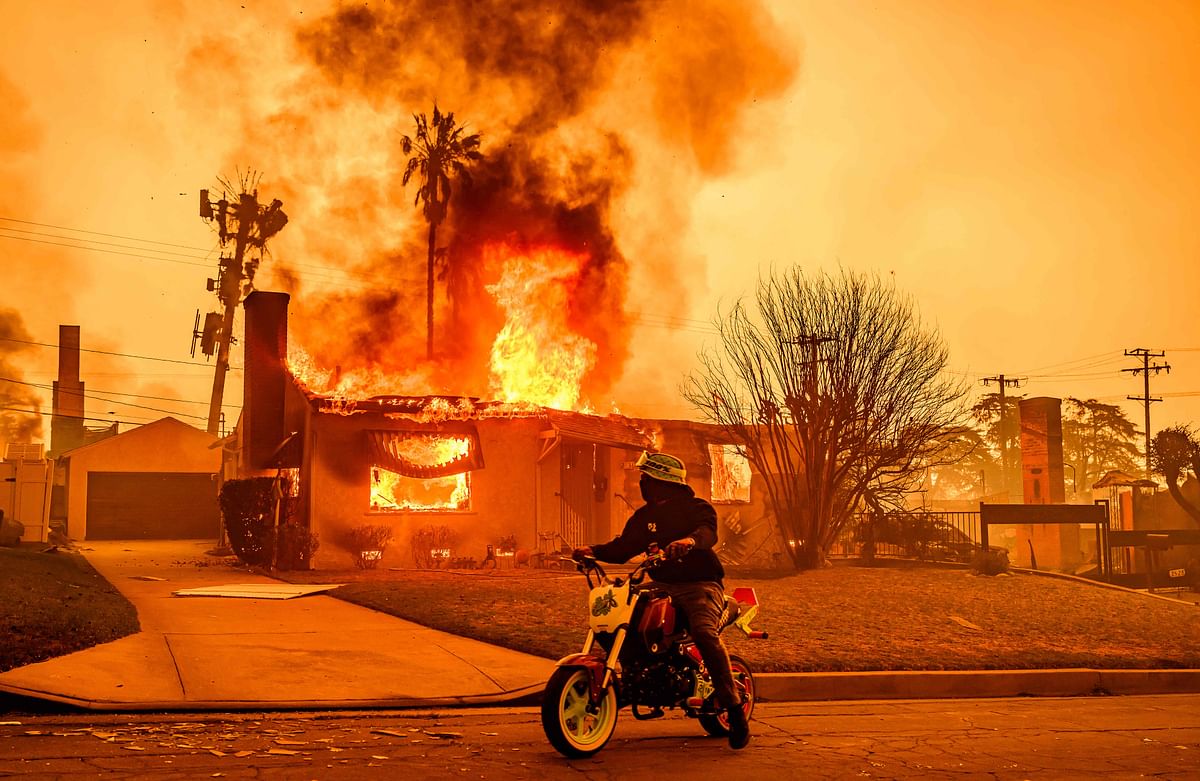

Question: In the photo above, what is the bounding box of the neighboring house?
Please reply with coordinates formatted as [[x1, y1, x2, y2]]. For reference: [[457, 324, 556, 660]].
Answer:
[[235, 291, 771, 570], [58, 417, 221, 540]]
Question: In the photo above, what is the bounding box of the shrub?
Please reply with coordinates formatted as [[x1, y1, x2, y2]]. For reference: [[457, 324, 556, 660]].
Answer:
[[972, 547, 1010, 576], [218, 477, 317, 570], [346, 524, 395, 570], [411, 524, 456, 569], [219, 478, 276, 568]]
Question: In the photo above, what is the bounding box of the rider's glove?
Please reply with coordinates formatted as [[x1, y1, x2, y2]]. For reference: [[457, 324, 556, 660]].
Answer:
[[665, 537, 696, 560], [572, 546, 594, 562]]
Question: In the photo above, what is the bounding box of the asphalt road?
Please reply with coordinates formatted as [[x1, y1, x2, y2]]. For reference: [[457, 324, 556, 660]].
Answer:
[[1, 695, 1197, 780]]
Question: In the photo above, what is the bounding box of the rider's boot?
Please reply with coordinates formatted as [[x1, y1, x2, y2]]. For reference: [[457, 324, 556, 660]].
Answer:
[[726, 704, 750, 750]]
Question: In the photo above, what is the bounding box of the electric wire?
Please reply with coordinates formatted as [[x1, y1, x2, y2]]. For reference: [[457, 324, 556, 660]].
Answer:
[[0, 405, 149, 427], [0, 335, 241, 369], [0, 377, 217, 421]]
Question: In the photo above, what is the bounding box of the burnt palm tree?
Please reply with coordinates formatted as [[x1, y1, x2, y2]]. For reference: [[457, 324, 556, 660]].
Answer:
[[400, 104, 483, 359]]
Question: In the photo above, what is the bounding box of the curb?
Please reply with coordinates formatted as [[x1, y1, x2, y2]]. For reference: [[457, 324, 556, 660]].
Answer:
[[6, 671, 1200, 713], [754, 668, 1200, 702], [0, 681, 548, 714]]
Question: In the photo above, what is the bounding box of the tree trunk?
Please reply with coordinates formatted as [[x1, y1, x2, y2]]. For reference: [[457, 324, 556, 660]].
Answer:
[[1166, 478, 1200, 524], [426, 222, 437, 360]]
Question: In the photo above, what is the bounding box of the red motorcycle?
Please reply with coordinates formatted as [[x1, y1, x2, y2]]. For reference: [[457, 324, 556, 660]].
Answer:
[[541, 550, 768, 758]]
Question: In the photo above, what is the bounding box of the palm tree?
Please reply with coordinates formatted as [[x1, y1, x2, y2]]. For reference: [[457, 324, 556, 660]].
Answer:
[[400, 104, 483, 360]]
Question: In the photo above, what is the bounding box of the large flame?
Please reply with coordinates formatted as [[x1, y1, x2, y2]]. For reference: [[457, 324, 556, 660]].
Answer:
[[486, 243, 597, 411]]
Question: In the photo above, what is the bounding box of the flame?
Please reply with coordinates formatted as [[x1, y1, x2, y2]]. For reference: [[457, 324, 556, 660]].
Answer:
[[370, 435, 472, 511], [486, 243, 597, 411], [287, 342, 436, 399]]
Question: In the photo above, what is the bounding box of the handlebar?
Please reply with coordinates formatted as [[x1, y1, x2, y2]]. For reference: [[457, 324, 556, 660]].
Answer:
[[570, 549, 667, 589]]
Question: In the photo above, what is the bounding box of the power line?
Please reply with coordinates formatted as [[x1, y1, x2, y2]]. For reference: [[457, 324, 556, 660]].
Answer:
[[0, 405, 148, 427], [0, 335, 237, 368], [0, 377, 215, 421], [0, 215, 214, 251], [1, 225, 213, 260], [0, 232, 216, 268]]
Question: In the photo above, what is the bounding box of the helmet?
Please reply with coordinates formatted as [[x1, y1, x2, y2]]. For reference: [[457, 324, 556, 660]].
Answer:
[[635, 450, 687, 485]]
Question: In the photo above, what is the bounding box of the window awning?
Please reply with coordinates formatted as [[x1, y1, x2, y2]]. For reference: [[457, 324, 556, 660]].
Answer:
[[367, 426, 484, 478]]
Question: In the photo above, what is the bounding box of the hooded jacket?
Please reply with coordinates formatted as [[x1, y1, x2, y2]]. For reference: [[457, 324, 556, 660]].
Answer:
[[590, 483, 724, 584]]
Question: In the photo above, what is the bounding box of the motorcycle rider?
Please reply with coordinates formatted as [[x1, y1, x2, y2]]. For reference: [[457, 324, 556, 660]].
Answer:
[[573, 450, 751, 750]]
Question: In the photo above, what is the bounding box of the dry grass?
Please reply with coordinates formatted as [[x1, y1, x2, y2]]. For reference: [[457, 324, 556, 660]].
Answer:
[[0, 544, 140, 672], [281, 561, 1200, 672]]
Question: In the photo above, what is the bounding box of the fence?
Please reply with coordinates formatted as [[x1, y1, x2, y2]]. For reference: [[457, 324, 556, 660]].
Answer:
[[830, 510, 982, 563]]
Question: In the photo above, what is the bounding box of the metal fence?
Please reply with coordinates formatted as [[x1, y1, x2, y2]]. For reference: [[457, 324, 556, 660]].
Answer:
[[829, 511, 982, 563]]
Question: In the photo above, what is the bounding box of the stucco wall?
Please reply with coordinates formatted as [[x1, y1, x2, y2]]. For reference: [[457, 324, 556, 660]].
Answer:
[[63, 418, 220, 539], [306, 414, 547, 569]]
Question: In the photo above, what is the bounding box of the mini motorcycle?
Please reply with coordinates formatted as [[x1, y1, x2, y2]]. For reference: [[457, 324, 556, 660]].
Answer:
[[541, 549, 768, 758]]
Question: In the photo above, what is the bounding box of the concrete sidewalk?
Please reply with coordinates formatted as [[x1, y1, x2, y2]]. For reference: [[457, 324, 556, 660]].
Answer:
[[0, 541, 556, 711], [2, 540, 1198, 712]]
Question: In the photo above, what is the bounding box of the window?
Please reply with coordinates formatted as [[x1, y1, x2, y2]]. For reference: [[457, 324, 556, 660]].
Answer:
[[369, 433, 474, 512], [709, 444, 751, 503]]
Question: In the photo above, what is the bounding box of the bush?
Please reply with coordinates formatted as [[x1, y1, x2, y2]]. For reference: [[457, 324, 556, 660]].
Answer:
[[218, 477, 317, 570], [411, 524, 456, 569], [346, 524, 395, 570], [972, 547, 1010, 576]]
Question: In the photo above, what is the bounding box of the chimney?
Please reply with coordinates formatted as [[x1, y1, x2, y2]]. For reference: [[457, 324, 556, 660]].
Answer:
[[1018, 397, 1066, 504], [243, 292, 293, 469], [50, 325, 85, 457]]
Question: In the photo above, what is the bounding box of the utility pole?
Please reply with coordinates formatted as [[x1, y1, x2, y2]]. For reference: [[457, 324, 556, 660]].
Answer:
[[1122, 348, 1170, 480], [194, 179, 288, 436], [981, 375, 1023, 501], [784, 334, 836, 421]]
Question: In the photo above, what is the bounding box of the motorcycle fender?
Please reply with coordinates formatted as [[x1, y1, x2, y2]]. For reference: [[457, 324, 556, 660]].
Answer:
[[553, 653, 611, 704]]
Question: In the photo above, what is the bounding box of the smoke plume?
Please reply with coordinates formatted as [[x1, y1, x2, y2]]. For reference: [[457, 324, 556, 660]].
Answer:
[[199, 0, 798, 405], [0, 309, 43, 443]]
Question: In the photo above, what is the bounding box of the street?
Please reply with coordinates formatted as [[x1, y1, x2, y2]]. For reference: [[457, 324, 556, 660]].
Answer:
[[1, 695, 1197, 780]]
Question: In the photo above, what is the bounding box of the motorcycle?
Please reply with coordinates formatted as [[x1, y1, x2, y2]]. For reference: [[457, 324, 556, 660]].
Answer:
[[540, 548, 768, 758]]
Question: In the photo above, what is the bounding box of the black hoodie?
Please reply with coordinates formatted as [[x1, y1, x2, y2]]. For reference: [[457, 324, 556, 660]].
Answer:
[[590, 483, 724, 584]]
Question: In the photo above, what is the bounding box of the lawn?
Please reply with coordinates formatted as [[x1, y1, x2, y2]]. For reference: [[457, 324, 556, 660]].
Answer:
[[5, 544, 1197, 676], [281, 561, 1200, 672], [0, 544, 140, 673]]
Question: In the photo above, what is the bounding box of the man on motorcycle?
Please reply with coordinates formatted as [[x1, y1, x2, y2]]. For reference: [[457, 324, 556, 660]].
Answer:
[[573, 450, 751, 750]]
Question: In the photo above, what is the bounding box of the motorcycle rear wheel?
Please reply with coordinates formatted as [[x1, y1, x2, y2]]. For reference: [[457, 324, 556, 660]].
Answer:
[[699, 653, 756, 737], [541, 666, 619, 758]]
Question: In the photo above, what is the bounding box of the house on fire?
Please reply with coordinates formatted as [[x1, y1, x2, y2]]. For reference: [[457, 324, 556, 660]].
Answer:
[[230, 291, 775, 570]]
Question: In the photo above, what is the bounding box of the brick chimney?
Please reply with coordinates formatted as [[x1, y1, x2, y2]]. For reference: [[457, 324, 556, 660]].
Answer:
[[243, 291, 293, 469], [50, 325, 85, 457]]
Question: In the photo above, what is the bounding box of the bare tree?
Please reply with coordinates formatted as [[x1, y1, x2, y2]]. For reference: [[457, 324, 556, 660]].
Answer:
[[682, 268, 969, 569], [1149, 425, 1200, 524]]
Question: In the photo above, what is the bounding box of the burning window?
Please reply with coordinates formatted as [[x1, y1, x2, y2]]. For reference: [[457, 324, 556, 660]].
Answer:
[[709, 444, 751, 503], [367, 431, 481, 512]]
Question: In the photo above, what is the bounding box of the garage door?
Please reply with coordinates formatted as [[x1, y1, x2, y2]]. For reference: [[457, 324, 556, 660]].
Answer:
[[86, 472, 220, 540]]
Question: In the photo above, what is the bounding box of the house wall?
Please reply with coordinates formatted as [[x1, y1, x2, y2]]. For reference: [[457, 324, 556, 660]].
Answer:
[[306, 414, 547, 569], [64, 420, 220, 540], [653, 421, 780, 565]]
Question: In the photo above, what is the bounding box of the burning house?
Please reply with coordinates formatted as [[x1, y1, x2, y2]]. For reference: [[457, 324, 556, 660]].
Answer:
[[232, 291, 774, 569]]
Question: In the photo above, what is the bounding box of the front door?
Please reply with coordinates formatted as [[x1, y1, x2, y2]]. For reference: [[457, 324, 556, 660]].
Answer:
[[559, 442, 596, 547]]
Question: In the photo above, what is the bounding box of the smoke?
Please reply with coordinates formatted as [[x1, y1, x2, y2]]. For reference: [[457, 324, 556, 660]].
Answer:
[[197, 0, 798, 404], [0, 309, 43, 443]]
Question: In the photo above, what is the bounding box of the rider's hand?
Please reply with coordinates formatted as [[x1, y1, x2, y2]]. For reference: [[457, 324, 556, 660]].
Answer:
[[665, 537, 696, 560], [572, 546, 594, 561]]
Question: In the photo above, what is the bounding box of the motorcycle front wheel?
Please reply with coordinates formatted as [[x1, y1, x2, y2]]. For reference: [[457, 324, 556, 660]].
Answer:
[[699, 653, 756, 737], [541, 666, 619, 758]]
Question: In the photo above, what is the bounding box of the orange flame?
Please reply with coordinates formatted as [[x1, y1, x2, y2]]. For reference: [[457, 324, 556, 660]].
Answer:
[[486, 243, 597, 411], [370, 435, 472, 511]]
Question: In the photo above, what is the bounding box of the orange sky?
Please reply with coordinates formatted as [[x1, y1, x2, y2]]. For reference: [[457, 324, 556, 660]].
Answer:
[[1, 0, 1197, 442]]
